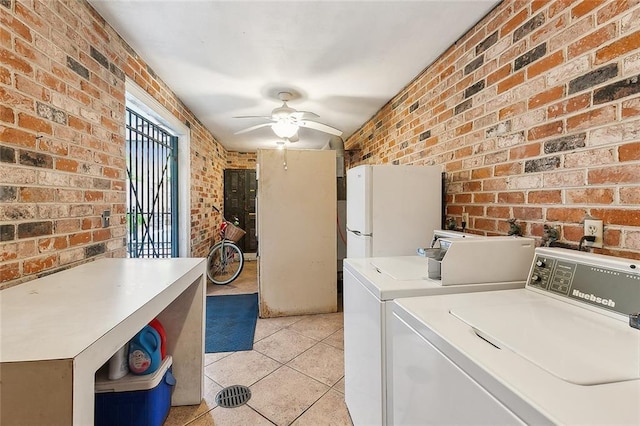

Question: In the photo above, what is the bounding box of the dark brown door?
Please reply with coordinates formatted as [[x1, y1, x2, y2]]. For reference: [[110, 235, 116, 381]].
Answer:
[[224, 169, 257, 253]]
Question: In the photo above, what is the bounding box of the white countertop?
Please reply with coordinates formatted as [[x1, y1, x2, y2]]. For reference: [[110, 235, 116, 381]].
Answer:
[[393, 289, 640, 425], [0, 258, 205, 362], [343, 256, 525, 301]]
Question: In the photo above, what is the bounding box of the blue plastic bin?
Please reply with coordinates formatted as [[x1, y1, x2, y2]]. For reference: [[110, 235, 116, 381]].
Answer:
[[95, 355, 175, 426]]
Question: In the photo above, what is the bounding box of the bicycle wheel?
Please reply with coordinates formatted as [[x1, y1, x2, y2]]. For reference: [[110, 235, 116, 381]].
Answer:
[[207, 240, 245, 285]]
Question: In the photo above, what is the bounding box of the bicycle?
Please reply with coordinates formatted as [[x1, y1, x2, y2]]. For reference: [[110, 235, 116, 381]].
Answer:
[[206, 206, 246, 285]]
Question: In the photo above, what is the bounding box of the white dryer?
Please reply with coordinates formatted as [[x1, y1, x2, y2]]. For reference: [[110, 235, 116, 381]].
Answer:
[[344, 235, 536, 426], [392, 247, 640, 425]]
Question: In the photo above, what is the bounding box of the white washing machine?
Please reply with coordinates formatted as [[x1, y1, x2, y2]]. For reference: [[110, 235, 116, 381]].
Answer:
[[344, 235, 536, 426], [392, 247, 640, 425]]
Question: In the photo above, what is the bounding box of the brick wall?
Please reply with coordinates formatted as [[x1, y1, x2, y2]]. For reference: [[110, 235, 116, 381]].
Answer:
[[0, 0, 227, 287], [345, 0, 640, 260], [226, 151, 257, 169]]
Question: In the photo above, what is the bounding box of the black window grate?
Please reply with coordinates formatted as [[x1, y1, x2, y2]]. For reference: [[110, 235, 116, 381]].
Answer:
[[125, 108, 178, 258]]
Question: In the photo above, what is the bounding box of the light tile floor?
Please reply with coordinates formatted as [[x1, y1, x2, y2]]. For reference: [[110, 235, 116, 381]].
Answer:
[[164, 260, 353, 426]]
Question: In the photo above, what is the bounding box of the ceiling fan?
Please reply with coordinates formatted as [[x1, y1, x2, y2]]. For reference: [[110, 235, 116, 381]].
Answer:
[[234, 92, 343, 140]]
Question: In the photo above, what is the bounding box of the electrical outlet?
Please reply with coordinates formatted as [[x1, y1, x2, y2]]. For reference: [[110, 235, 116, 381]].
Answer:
[[584, 219, 603, 248]]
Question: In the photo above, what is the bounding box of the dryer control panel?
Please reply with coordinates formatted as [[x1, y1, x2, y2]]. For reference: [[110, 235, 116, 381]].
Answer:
[[527, 248, 640, 317]]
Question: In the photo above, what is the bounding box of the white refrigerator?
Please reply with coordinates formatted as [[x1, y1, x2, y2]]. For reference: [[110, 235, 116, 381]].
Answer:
[[346, 165, 442, 258], [257, 148, 337, 318]]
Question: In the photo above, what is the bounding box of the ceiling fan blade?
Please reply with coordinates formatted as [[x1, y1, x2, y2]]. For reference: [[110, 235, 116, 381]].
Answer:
[[234, 123, 273, 135], [299, 120, 343, 136], [233, 115, 273, 120], [291, 111, 319, 120]]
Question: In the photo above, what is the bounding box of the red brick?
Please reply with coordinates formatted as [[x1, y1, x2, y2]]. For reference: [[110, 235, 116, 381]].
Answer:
[[513, 207, 543, 220], [446, 160, 462, 172], [447, 205, 463, 216], [0, 66, 10, 85], [529, 190, 562, 204], [546, 207, 587, 222], [497, 70, 525, 94], [495, 162, 522, 176], [473, 192, 495, 203], [0, 47, 33, 75], [92, 229, 111, 242], [566, 188, 614, 204], [103, 167, 120, 179], [568, 24, 617, 59], [455, 193, 473, 203], [23, 255, 57, 274], [572, 0, 607, 19], [501, 9, 529, 37], [619, 142, 640, 161], [510, 143, 541, 159], [589, 165, 640, 184], [487, 206, 511, 219], [455, 122, 473, 136], [564, 224, 586, 243], [68, 116, 91, 132], [56, 158, 79, 172], [84, 191, 104, 201], [527, 121, 564, 140], [19, 187, 54, 202], [595, 30, 640, 64], [528, 86, 565, 109], [0, 127, 36, 149], [498, 191, 525, 204], [17, 113, 52, 134], [455, 146, 474, 160], [37, 70, 66, 93], [566, 106, 616, 131], [15, 74, 49, 102], [461, 181, 481, 192], [591, 208, 640, 226], [474, 217, 498, 232], [69, 231, 91, 246], [603, 228, 621, 247], [38, 236, 68, 252], [466, 205, 484, 217], [527, 51, 564, 79], [54, 219, 81, 234], [597, 0, 640, 24], [0, 105, 14, 123], [547, 93, 591, 119], [472, 167, 492, 179], [0, 263, 20, 283], [487, 64, 512, 87]]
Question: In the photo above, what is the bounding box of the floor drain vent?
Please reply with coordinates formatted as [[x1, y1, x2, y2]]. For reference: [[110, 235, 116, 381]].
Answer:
[[215, 385, 252, 408]]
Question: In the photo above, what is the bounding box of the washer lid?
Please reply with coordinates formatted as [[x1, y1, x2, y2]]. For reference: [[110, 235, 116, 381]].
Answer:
[[369, 256, 429, 280], [450, 300, 640, 385]]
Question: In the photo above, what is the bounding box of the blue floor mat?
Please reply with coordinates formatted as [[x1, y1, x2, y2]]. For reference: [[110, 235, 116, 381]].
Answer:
[[205, 293, 258, 353]]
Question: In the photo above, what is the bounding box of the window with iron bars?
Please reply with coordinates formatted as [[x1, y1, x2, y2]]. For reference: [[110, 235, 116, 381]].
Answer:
[[125, 107, 178, 258]]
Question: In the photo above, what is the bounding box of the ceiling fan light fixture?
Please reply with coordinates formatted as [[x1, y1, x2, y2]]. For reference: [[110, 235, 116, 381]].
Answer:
[[272, 119, 298, 138]]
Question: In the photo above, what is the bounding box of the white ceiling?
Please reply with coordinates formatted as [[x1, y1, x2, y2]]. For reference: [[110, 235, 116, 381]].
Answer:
[[89, 0, 499, 151]]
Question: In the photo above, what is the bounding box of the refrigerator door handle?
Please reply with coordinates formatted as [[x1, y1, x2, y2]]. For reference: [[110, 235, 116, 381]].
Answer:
[[347, 227, 372, 237]]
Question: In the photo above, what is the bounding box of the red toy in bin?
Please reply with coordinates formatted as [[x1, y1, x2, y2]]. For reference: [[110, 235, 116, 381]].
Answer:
[[149, 318, 167, 359]]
